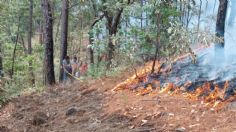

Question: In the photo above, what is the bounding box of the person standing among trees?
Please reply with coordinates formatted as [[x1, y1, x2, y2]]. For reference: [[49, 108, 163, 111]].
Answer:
[[80, 61, 88, 76], [62, 56, 72, 83], [71, 56, 80, 77]]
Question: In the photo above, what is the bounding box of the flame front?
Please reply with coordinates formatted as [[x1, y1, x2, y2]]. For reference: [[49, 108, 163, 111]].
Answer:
[[113, 60, 236, 109]]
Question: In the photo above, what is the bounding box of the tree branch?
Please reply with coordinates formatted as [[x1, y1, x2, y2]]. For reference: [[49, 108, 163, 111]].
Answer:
[[90, 0, 97, 15], [90, 14, 105, 27], [112, 8, 123, 29], [112, 0, 134, 29]]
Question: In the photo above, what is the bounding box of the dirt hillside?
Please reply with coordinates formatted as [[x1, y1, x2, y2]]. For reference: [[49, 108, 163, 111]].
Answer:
[[0, 70, 236, 132]]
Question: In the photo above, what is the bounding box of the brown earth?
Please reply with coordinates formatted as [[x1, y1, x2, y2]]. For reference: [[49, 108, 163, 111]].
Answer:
[[0, 70, 236, 132]]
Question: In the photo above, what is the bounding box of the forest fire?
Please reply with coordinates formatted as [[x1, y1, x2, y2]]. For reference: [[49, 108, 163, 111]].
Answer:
[[113, 54, 236, 109]]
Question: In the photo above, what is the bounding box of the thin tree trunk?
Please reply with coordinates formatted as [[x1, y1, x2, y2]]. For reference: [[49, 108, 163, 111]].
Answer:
[[180, 0, 183, 26], [151, 13, 161, 74], [216, 0, 228, 47], [42, 0, 56, 85], [88, 24, 95, 65], [96, 32, 100, 70], [107, 30, 115, 69], [182, 2, 186, 26], [79, 16, 83, 60], [59, 0, 69, 82], [140, 0, 143, 29], [197, 0, 202, 33], [186, 0, 191, 29], [89, 0, 98, 64], [145, 0, 148, 27], [10, 17, 21, 78], [20, 35, 27, 54], [28, 0, 35, 86], [106, 15, 121, 69], [89, 30, 94, 64], [102, 0, 132, 69]]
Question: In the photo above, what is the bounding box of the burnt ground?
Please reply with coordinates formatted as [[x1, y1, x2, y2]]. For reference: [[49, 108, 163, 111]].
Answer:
[[0, 70, 236, 132]]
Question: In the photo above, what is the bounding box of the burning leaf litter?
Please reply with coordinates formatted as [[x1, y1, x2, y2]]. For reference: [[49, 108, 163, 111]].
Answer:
[[113, 58, 236, 109]]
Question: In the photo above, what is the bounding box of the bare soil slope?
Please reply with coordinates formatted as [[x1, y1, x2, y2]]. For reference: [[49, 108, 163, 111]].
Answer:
[[0, 70, 236, 132]]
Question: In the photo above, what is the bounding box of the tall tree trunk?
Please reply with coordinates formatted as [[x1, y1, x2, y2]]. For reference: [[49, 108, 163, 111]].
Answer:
[[20, 35, 27, 54], [186, 0, 191, 29], [140, 0, 143, 29], [10, 17, 21, 78], [28, 0, 35, 86], [102, 0, 132, 69], [79, 16, 83, 60], [180, 0, 183, 26], [88, 0, 98, 65], [59, 0, 69, 82], [107, 27, 116, 69], [42, 0, 55, 85], [145, 0, 148, 27], [216, 0, 228, 47], [105, 13, 122, 69], [96, 32, 101, 69], [89, 30, 94, 64], [151, 13, 161, 74], [197, 0, 202, 33]]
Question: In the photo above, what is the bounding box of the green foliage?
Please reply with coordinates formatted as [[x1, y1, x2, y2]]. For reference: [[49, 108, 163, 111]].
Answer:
[[87, 61, 129, 78]]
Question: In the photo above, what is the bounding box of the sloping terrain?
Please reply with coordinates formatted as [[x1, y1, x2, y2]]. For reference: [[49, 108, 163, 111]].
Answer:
[[0, 69, 236, 132]]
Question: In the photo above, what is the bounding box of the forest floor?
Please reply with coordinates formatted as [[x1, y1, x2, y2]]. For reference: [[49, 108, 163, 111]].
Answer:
[[0, 69, 236, 132]]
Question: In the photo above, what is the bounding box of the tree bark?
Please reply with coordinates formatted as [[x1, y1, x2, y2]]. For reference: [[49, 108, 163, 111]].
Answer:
[[28, 0, 35, 86], [145, 0, 148, 27], [105, 10, 123, 69], [140, 0, 143, 29], [89, 30, 94, 64], [180, 0, 183, 26], [88, 13, 105, 64], [42, 0, 56, 85], [186, 0, 191, 29], [197, 0, 202, 33], [59, 0, 69, 82], [10, 17, 21, 78], [216, 0, 228, 47], [107, 29, 115, 69], [151, 13, 161, 74], [88, 0, 100, 64], [102, 0, 133, 69]]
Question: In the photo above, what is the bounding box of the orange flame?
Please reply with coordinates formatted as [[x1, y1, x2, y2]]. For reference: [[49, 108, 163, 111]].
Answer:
[[113, 59, 235, 109]]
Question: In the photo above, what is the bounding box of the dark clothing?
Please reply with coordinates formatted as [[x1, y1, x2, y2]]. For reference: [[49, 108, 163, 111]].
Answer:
[[63, 59, 72, 82]]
